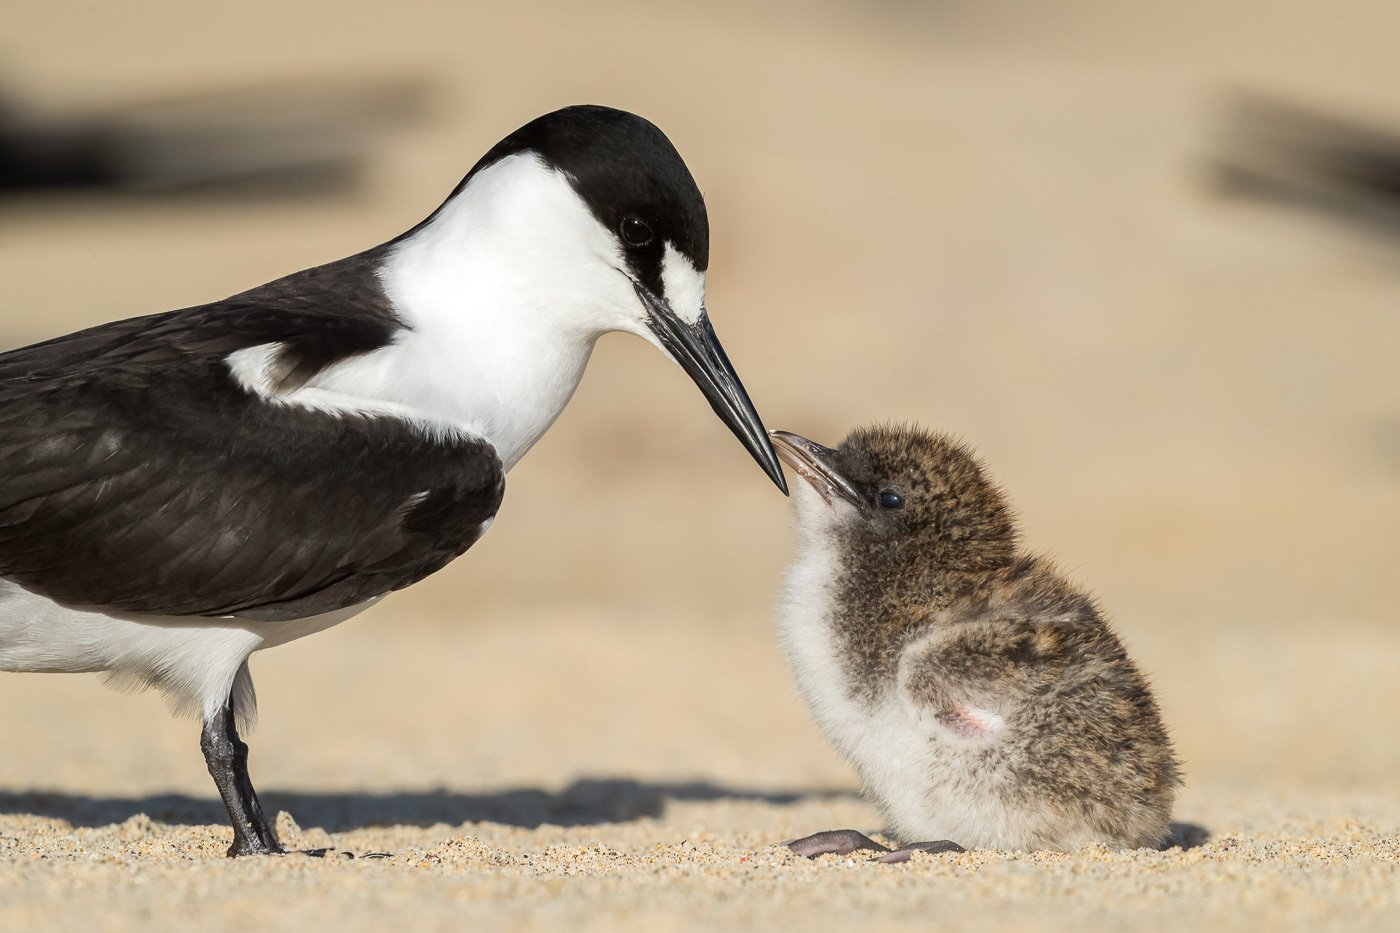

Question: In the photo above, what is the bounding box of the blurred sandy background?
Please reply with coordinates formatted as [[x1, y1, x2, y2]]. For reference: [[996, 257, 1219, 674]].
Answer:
[[2, 1, 1398, 930]]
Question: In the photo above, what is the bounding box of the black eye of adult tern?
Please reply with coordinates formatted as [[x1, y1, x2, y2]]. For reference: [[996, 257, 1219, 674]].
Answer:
[[620, 215, 653, 247], [878, 490, 904, 510]]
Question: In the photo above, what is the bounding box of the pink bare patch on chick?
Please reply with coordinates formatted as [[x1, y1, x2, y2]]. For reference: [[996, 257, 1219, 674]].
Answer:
[[937, 703, 1005, 739]]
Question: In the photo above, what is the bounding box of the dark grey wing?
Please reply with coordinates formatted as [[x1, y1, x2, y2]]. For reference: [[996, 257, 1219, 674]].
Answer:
[[0, 277, 503, 621]]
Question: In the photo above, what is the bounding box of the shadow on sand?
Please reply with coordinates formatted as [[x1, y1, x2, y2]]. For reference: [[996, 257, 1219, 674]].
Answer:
[[0, 779, 857, 833], [0, 783, 1211, 850], [1165, 822, 1211, 850]]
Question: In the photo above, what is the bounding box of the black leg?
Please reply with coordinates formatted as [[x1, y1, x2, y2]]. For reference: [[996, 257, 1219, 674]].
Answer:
[[200, 705, 284, 857], [876, 839, 966, 863], [786, 829, 891, 858]]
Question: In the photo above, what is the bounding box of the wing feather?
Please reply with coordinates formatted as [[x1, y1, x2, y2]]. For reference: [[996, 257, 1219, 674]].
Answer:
[[0, 279, 504, 621]]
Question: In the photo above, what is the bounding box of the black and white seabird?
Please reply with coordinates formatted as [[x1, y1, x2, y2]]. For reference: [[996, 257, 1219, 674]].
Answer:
[[770, 426, 1179, 862], [0, 105, 787, 856]]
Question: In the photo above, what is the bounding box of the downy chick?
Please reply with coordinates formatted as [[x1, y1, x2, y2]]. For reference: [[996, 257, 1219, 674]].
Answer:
[[771, 426, 1180, 862]]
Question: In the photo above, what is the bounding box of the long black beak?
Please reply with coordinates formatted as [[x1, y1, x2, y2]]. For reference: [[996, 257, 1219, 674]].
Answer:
[[769, 430, 868, 514], [636, 284, 787, 494]]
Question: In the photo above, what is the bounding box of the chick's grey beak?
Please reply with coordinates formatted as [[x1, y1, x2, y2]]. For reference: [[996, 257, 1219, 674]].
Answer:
[[636, 284, 788, 494], [769, 430, 868, 514]]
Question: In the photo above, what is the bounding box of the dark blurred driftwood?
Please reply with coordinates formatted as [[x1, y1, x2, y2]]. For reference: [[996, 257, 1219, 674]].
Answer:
[[0, 75, 431, 197]]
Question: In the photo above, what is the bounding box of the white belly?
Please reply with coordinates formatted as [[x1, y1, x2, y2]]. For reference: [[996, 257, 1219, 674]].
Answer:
[[777, 540, 1049, 850], [0, 578, 375, 723]]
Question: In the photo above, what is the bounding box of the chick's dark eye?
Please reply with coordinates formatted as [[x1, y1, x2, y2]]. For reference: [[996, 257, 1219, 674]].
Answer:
[[878, 490, 904, 510], [620, 216, 654, 247]]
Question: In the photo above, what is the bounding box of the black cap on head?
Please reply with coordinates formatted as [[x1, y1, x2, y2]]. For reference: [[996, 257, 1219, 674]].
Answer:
[[468, 105, 709, 295]]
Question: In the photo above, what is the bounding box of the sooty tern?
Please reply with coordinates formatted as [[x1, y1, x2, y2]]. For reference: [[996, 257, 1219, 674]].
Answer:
[[0, 104, 786, 856]]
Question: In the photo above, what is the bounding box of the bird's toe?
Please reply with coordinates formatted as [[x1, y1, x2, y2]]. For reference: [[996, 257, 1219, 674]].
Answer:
[[875, 839, 966, 863], [226, 836, 286, 858], [785, 829, 890, 858]]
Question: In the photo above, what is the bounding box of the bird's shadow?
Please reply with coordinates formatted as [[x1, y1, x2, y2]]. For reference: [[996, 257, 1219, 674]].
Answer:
[[0, 783, 1212, 851], [0, 779, 855, 833], [1164, 821, 1211, 851]]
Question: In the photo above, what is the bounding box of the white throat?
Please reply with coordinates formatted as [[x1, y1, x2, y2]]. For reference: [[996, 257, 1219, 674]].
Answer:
[[308, 153, 641, 470]]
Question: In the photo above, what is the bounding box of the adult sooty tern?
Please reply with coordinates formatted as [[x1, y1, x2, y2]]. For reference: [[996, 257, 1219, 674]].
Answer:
[[0, 104, 787, 856]]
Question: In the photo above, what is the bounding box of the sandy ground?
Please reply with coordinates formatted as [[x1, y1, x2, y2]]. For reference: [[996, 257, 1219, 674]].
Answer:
[[3, 1, 1399, 930]]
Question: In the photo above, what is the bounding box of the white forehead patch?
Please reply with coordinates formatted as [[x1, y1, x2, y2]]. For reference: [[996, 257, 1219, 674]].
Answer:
[[660, 241, 706, 324]]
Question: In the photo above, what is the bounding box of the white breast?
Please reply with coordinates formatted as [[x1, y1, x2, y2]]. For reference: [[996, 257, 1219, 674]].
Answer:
[[311, 154, 639, 471], [778, 538, 952, 839]]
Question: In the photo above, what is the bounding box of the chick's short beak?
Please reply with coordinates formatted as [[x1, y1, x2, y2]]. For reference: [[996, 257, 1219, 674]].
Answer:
[[768, 430, 867, 513]]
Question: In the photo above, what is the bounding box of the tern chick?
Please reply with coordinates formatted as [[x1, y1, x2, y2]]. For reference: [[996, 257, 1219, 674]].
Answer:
[[771, 425, 1180, 861]]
